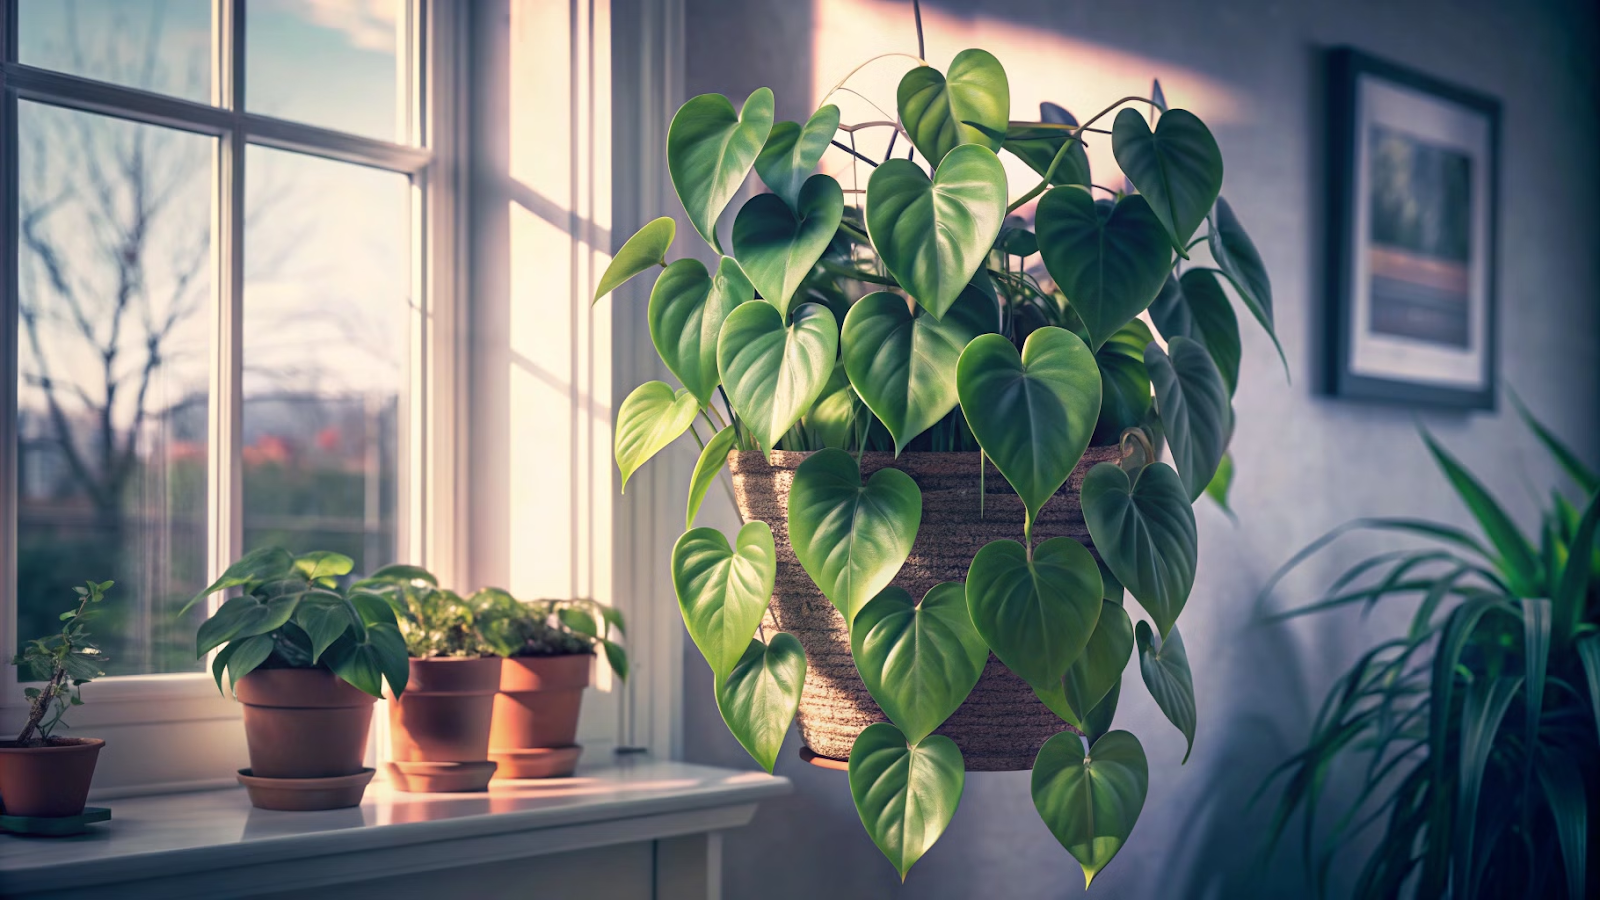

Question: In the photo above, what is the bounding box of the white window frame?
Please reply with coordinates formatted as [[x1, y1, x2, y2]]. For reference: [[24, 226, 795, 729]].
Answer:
[[0, 0, 469, 794]]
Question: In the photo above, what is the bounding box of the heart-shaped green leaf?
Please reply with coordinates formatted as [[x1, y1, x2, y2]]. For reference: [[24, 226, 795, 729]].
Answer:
[[614, 381, 700, 491], [1205, 452, 1235, 517], [787, 449, 921, 623], [1082, 461, 1197, 640], [897, 50, 1008, 167], [1032, 730, 1149, 888], [717, 301, 838, 455], [1146, 337, 1232, 502], [732, 174, 844, 319], [291, 590, 360, 663], [965, 536, 1103, 688], [852, 583, 988, 745], [755, 104, 841, 210], [715, 634, 806, 773], [1003, 102, 1091, 188], [1093, 319, 1154, 446], [686, 425, 737, 528], [1062, 599, 1134, 721], [956, 327, 1101, 534], [866, 145, 1007, 319], [1082, 677, 1121, 745], [672, 522, 777, 682], [648, 257, 754, 405], [848, 722, 965, 882], [1208, 196, 1283, 366], [1036, 188, 1172, 351], [803, 360, 860, 450], [594, 216, 675, 303], [197, 592, 304, 656], [1111, 108, 1223, 254], [1148, 269, 1241, 395], [668, 88, 775, 250], [842, 287, 995, 454], [1136, 620, 1197, 763]]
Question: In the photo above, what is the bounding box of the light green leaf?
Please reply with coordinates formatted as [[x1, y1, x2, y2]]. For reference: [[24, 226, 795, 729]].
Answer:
[[1062, 600, 1133, 722], [717, 301, 838, 455], [1135, 620, 1197, 762], [1036, 188, 1172, 351], [852, 583, 988, 745], [803, 361, 860, 450], [1423, 430, 1541, 596], [1082, 461, 1197, 640], [668, 89, 774, 250], [755, 104, 841, 210], [672, 522, 777, 682], [594, 216, 675, 303], [601, 639, 630, 681], [181, 545, 295, 614], [1148, 269, 1241, 395], [716, 634, 806, 773], [1092, 319, 1154, 446], [1204, 452, 1235, 519], [866, 145, 1007, 319], [848, 722, 966, 882], [842, 287, 995, 454], [1147, 337, 1232, 502], [956, 327, 1101, 535], [965, 536, 1102, 689], [1032, 730, 1149, 887], [1111, 108, 1223, 255], [294, 551, 354, 582], [732, 174, 844, 319], [787, 449, 921, 623], [1511, 391, 1598, 493], [648, 257, 754, 405], [1208, 197, 1283, 367], [687, 425, 737, 529], [614, 381, 700, 491], [897, 50, 1009, 166]]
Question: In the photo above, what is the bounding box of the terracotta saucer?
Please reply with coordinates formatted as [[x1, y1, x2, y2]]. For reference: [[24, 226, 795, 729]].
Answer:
[[797, 746, 849, 772], [489, 745, 582, 780], [386, 759, 498, 793], [237, 767, 375, 811]]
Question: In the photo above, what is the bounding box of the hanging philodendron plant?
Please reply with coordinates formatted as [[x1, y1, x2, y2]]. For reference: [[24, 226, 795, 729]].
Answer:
[[594, 26, 1280, 886]]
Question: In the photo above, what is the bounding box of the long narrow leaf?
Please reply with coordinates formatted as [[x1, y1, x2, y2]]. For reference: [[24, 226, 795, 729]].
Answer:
[[1422, 430, 1541, 596], [1578, 635, 1600, 746], [1453, 674, 1522, 900], [1536, 746, 1588, 900], [1511, 390, 1599, 493], [1520, 597, 1551, 779], [1554, 490, 1600, 642]]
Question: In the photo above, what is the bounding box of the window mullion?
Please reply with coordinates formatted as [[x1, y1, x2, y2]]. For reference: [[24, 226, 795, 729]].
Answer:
[[2, 0, 21, 700], [207, 0, 245, 604]]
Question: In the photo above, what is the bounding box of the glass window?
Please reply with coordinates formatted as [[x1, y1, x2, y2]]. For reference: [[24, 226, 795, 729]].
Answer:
[[18, 0, 214, 104], [15, 101, 213, 676], [241, 146, 410, 573], [246, 0, 405, 142]]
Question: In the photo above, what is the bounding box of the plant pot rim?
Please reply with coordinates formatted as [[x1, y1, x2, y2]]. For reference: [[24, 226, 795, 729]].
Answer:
[[409, 654, 500, 662], [0, 737, 104, 753], [505, 650, 595, 660], [237, 767, 376, 788]]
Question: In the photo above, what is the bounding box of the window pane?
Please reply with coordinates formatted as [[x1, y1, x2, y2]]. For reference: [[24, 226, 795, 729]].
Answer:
[[242, 147, 409, 574], [246, 0, 405, 142], [16, 102, 213, 676], [18, 0, 213, 104]]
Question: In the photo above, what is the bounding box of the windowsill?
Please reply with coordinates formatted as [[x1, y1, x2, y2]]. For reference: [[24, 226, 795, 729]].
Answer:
[[0, 754, 791, 899]]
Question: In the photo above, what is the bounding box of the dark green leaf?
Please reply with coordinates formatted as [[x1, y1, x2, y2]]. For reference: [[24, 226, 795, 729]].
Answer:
[[668, 89, 774, 250], [196, 592, 302, 656], [732, 174, 844, 319], [1135, 621, 1197, 762], [1032, 730, 1148, 887], [687, 425, 737, 529], [1536, 746, 1588, 900], [614, 381, 700, 491], [1148, 269, 1241, 395], [672, 522, 777, 681], [852, 583, 988, 745], [1207, 197, 1283, 367], [181, 546, 294, 614], [594, 216, 675, 303], [292, 591, 360, 663], [755, 105, 841, 210], [601, 639, 629, 681], [787, 449, 921, 623], [558, 607, 600, 638], [717, 300, 838, 455], [1577, 636, 1600, 746], [965, 536, 1102, 689], [1555, 489, 1600, 639], [1082, 461, 1197, 639], [1003, 103, 1091, 188], [896, 50, 1009, 166], [1453, 674, 1522, 898], [1092, 319, 1153, 445], [1036, 189, 1171, 351], [1519, 597, 1550, 768], [715, 634, 806, 773], [1062, 600, 1133, 721], [648, 257, 754, 406], [1423, 430, 1541, 595], [1511, 391, 1598, 493], [1147, 336, 1232, 501], [222, 634, 276, 692], [1111, 108, 1222, 257], [848, 722, 966, 881]]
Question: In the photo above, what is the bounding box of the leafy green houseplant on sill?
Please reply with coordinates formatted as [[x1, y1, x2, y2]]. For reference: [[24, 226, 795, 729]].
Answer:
[[479, 594, 628, 778], [1261, 404, 1600, 900], [188, 547, 408, 811], [356, 566, 505, 792], [0, 580, 110, 820], [594, 27, 1281, 884]]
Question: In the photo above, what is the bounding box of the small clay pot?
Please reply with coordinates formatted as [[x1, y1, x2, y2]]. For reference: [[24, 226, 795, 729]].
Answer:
[[236, 667, 377, 779], [0, 737, 104, 818], [489, 653, 591, 779], [237, 767, 375, 811], [389, 656, 502, 792]]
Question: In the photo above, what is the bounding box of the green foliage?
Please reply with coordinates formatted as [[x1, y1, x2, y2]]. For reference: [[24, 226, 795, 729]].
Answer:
[[594, 35, 1278, 885], [13, 580, 111, 744], [474, 591, 627, 679], [1032, 730, 1150, 887], [1261, 414, 1600, 899], [356, 564, 496, 660], [594, 216, 674, 304]]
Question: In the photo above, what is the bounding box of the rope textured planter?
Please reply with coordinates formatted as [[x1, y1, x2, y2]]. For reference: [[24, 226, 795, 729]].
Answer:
[[730, 445, 1122, 770]]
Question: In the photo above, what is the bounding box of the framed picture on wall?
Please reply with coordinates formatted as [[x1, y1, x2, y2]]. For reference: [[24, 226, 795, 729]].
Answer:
[[1325, 48, 1501, 409]]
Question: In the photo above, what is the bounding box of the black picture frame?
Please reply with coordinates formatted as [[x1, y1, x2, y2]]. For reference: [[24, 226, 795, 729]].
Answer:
[[1324, 47, 1502, 409]]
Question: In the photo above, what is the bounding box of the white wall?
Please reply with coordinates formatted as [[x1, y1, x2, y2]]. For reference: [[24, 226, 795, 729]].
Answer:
[[675, 0, 1600, 897]]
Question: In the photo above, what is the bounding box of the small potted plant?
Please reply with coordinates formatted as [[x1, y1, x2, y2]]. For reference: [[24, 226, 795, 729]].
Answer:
[[0, 580, 111, 821], [186, 547, 409, 811], [357, 566, 502, 792], [479, 593, 628, 778]]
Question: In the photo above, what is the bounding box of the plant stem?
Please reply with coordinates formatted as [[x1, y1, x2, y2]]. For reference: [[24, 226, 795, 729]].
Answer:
[[831, 139, 879, 168], [1006, 133, 1085, 214], [687, 422, 705, 451], [1184, 231, 1209, 252], [820, 54, 925, 105], [835, 220, 873, 245], [912, 0, 925, 59]]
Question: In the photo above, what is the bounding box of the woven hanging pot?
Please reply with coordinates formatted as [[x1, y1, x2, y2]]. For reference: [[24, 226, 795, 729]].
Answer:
[[729, 445, 1122, 771]]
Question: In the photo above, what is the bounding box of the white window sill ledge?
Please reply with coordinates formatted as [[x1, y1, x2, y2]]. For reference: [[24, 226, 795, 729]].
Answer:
[[0, 756, 791, 900]]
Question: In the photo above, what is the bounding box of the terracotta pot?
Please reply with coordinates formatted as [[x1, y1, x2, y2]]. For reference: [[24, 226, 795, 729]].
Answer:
[[489, 654, 591, 779], [729, 446, 1122, 771], [389, 656, 501, 792], [0, 737, 104, 817], [236, 767, 375, 811], [235, 667, 377, 779]]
